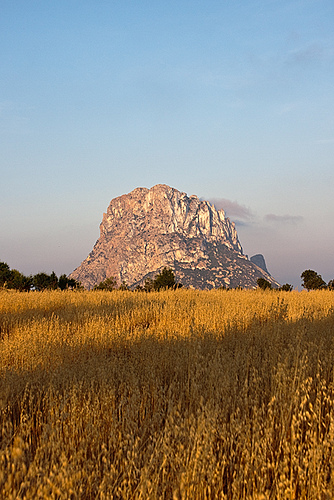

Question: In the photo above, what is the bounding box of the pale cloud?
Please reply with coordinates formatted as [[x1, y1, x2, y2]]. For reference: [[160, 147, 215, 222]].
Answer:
[[285, 42, 324, 65], [209, 198, 254, 221], [265, 214, 303, 224], [208, 200, 303, 228]]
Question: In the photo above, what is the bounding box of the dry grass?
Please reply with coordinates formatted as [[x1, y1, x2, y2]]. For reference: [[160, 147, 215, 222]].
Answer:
[[1, 288, 334, 499]]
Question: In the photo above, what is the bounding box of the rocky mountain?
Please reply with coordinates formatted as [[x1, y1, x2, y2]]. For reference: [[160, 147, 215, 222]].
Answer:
[[69, 184, 279, 289]]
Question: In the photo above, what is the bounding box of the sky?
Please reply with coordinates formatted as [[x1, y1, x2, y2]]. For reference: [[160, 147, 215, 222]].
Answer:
[[1, 0, 333, 289]]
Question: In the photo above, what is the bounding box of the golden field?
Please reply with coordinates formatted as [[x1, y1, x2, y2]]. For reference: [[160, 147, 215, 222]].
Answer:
[[1, 288, 334, 499]]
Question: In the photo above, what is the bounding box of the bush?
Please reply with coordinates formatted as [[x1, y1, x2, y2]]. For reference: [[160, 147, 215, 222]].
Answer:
[[257, 278, 272, 290], [93, 277, 118, 291], [327, 279, 334, 290], [278, 283, 293, 292]]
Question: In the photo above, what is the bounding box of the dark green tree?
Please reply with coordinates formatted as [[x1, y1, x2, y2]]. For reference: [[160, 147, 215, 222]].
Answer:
[[49, 271, 58, 290], [8, 269, 33, 291], [58, 274, 69, 290], [0, 261, 11, 287], [153, 267, 177, 291], [33, 272, 53, 291], [58, 275, 81, 290], [301, 269, 326, 291], [67, 278, 82, 290], [21, 274, 33, 291], [257, 278, 272, 290], [0, 262, 32, 291], [93, 277, 117, 291]]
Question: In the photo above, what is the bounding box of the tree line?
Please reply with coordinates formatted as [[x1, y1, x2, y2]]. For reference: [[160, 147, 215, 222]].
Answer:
[[0, 263, 181, 292], [93, 267, 183, 292], [1, 260, 332, 292], [257, 269, 334, 291], [0, 262, 81, 291]]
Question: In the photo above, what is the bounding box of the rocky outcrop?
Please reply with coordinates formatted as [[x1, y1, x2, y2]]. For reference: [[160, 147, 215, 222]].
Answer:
[[250, 254, 269, 275], [69, 184, 279, 289]]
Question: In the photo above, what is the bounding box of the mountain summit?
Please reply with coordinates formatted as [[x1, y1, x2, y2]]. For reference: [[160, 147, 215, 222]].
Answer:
[[69, 184, 279, 289]]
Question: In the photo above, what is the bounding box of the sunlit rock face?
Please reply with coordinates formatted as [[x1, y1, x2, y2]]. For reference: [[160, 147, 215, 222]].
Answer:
[[69, 184, 279, 289]]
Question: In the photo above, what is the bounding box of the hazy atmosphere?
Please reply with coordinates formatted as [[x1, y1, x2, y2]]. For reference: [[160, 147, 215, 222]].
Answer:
[[1, 0, 333, 288]]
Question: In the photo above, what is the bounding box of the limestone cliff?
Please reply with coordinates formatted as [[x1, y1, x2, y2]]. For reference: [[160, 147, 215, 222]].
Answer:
[[69, 184, 279, 289]]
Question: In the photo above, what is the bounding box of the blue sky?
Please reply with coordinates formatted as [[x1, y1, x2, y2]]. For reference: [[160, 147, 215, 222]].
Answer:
[[1, 0, 333, 288]]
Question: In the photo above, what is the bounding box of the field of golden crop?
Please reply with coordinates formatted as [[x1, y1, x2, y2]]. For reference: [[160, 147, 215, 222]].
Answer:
[[1, 288, 334, 499]]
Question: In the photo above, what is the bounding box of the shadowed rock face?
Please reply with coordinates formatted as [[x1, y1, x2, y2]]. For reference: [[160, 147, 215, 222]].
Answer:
[[250, 254, 270, 275], [69, 184, 279, 289]]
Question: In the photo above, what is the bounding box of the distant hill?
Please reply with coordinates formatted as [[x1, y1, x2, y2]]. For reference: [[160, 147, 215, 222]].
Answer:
[[69, 184, 279, 289]]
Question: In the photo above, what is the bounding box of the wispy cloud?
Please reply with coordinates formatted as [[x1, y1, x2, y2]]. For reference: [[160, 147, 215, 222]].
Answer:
[[265, 214, 303, 224], [285, 42, 324, 65], [209, 198, 254, 222]]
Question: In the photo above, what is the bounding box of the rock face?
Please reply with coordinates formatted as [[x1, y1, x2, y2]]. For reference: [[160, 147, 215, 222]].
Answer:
[[250, 254, 270, 275], [69, 184, 279, 289]]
